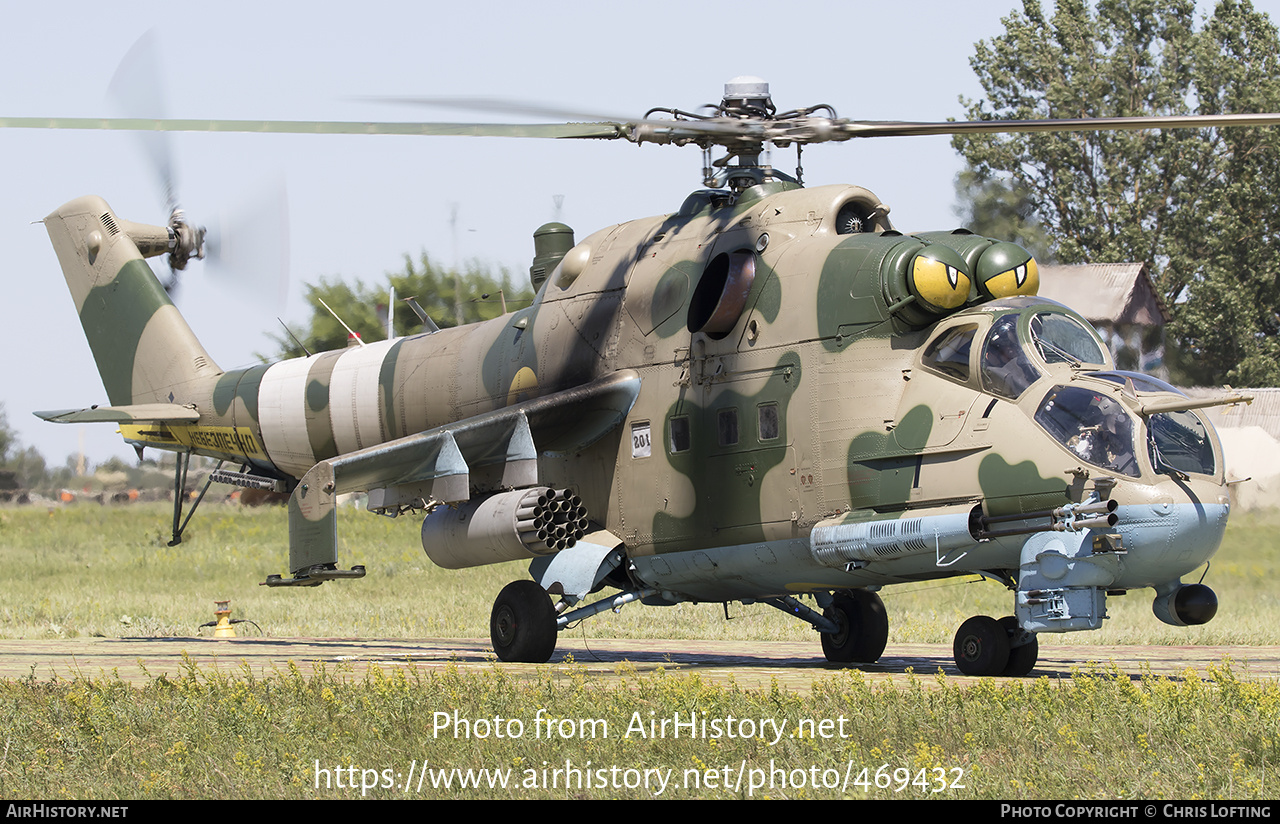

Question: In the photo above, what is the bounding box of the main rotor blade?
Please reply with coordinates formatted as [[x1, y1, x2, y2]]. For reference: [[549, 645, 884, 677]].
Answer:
[[9, 110, 1280, 147], [108, 29, 179, 215], [0, 117, 628, 140], [361, 95, 806, 143], [369, 95, 639, 124], [838, 112, 1280, 139]]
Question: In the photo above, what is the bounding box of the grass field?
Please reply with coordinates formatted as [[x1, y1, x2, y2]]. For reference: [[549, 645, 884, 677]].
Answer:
[[0, 502, 1276, 799], [0, 651, 1276, 799], [1, 502, 1276, 646]]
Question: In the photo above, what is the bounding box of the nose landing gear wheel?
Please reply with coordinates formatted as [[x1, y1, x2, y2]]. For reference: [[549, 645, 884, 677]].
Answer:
[[820, 590, 889, 664], [490, 580, 558, 663], [953, 615, 1010, 676], [998, 615, 1039, 677]]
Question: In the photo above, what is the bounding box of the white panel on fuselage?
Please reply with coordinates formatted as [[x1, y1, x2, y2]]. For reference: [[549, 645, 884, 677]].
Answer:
[[259, 356, 319, 478], [329, 341, 395, 455]]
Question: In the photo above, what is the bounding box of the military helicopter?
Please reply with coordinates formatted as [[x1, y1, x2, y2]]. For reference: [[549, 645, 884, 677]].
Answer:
[[20, 76, 1267, 675]]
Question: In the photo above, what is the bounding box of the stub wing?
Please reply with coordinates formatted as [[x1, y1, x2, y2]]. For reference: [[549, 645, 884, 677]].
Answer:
[[271, 369, 642, 586]]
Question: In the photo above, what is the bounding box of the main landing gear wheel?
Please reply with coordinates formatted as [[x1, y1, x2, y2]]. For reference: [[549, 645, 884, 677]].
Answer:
[[998, 615, 1039, 677], [821, 590, 889, 664], [953, 615, 1010, 676], [490, 580, 558, 663]]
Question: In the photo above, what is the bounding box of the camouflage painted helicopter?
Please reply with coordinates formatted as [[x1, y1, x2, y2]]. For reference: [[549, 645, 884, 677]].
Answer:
[[20, 77, 1268, 675]]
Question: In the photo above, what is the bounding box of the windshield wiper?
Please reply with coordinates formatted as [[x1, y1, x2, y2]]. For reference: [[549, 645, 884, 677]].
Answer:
[[1031, 330, 1083, 366]]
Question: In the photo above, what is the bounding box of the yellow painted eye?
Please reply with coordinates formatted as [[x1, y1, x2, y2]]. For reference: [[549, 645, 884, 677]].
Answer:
[[976, 243, 1039, 299], [910, 252, 971, 312]]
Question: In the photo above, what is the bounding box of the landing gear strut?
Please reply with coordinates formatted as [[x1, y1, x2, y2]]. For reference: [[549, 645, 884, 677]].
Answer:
[[490, 580, 558, 663], [167, 454, 222, 546], [999, 615, 1039, 677]]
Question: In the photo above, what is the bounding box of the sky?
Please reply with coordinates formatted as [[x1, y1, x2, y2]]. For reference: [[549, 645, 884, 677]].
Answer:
[[2, 0, 1276, 468]]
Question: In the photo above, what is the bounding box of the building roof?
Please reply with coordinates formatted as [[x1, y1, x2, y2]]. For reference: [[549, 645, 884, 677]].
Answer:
[[1037, 263, 1172, 326], [1191, 387, 1280, 442]]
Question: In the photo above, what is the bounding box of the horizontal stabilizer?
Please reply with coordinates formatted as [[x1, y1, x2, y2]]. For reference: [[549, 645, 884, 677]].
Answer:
[[34, 403, 200, 424]]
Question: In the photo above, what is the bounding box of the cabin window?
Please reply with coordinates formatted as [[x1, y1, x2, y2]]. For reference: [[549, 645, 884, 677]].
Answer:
[[757, 403, 780, 441], [669, 416, 691, 453], [717, 408, 739, 447]]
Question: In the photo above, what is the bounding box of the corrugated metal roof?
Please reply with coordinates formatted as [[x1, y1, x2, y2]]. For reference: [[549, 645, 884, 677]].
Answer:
[[1191, 387, 1280, 441], [1038, 263, 1171, 325]]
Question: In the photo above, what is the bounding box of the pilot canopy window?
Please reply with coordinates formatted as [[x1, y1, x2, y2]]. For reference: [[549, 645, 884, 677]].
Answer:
[[981, 314, 1041, 399], [922, 324, 977, 382], [1030, 312, 1107, 366]]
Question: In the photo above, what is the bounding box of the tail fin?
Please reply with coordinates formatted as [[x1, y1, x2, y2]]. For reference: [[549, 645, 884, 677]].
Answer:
[[45, 196, 221, 407]]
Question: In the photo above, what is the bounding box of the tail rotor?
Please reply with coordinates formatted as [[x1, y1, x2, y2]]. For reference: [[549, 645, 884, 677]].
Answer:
[[107, 30, 287, 309]]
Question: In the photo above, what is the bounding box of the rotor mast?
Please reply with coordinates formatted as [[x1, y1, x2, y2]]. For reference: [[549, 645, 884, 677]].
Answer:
[[638, 76, 817, 193], [707, 76, 783, 191]]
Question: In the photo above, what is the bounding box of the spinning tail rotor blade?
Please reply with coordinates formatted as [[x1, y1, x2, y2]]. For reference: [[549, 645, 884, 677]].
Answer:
[[203, 178, 292, 313], [107, 29, 180, 217]]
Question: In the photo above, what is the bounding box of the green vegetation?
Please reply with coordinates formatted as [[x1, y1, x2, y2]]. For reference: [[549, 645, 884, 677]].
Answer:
[[954, 0, 1280, 385], [0, 657, 1275, 799], [270, 253, 534, 359], [1, 504, 1276, 799], [1, 503, 1276, 645]]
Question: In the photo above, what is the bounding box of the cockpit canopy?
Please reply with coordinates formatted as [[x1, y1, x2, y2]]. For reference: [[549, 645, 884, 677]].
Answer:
[[1035, 385, 1140, 477], [1090, 372, 1218, 477], [919, 298, 1219, 480], [921, 299, 1109, 399]]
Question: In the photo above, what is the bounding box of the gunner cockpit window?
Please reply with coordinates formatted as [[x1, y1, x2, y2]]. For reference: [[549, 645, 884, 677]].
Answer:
[[1149, 410, 1216, 477], [1035, 385, 1140, 477]]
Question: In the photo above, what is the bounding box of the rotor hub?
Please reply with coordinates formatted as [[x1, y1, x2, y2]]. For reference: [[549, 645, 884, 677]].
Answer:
[[721, 76, 773, 117], [167, 209, 206, 272]]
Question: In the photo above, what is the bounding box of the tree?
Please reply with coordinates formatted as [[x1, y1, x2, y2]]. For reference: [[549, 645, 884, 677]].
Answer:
[[953, 0, 1280, 385], [271, 253, 534, 360], [0, 402, 14, 464], [953, 169, 1054, 262], [0, 402, 51, 491], [6, 446, 47, 491]]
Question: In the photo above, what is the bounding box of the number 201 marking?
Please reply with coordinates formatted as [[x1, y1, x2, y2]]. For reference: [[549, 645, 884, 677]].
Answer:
[[631, 424, 651, 458]]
